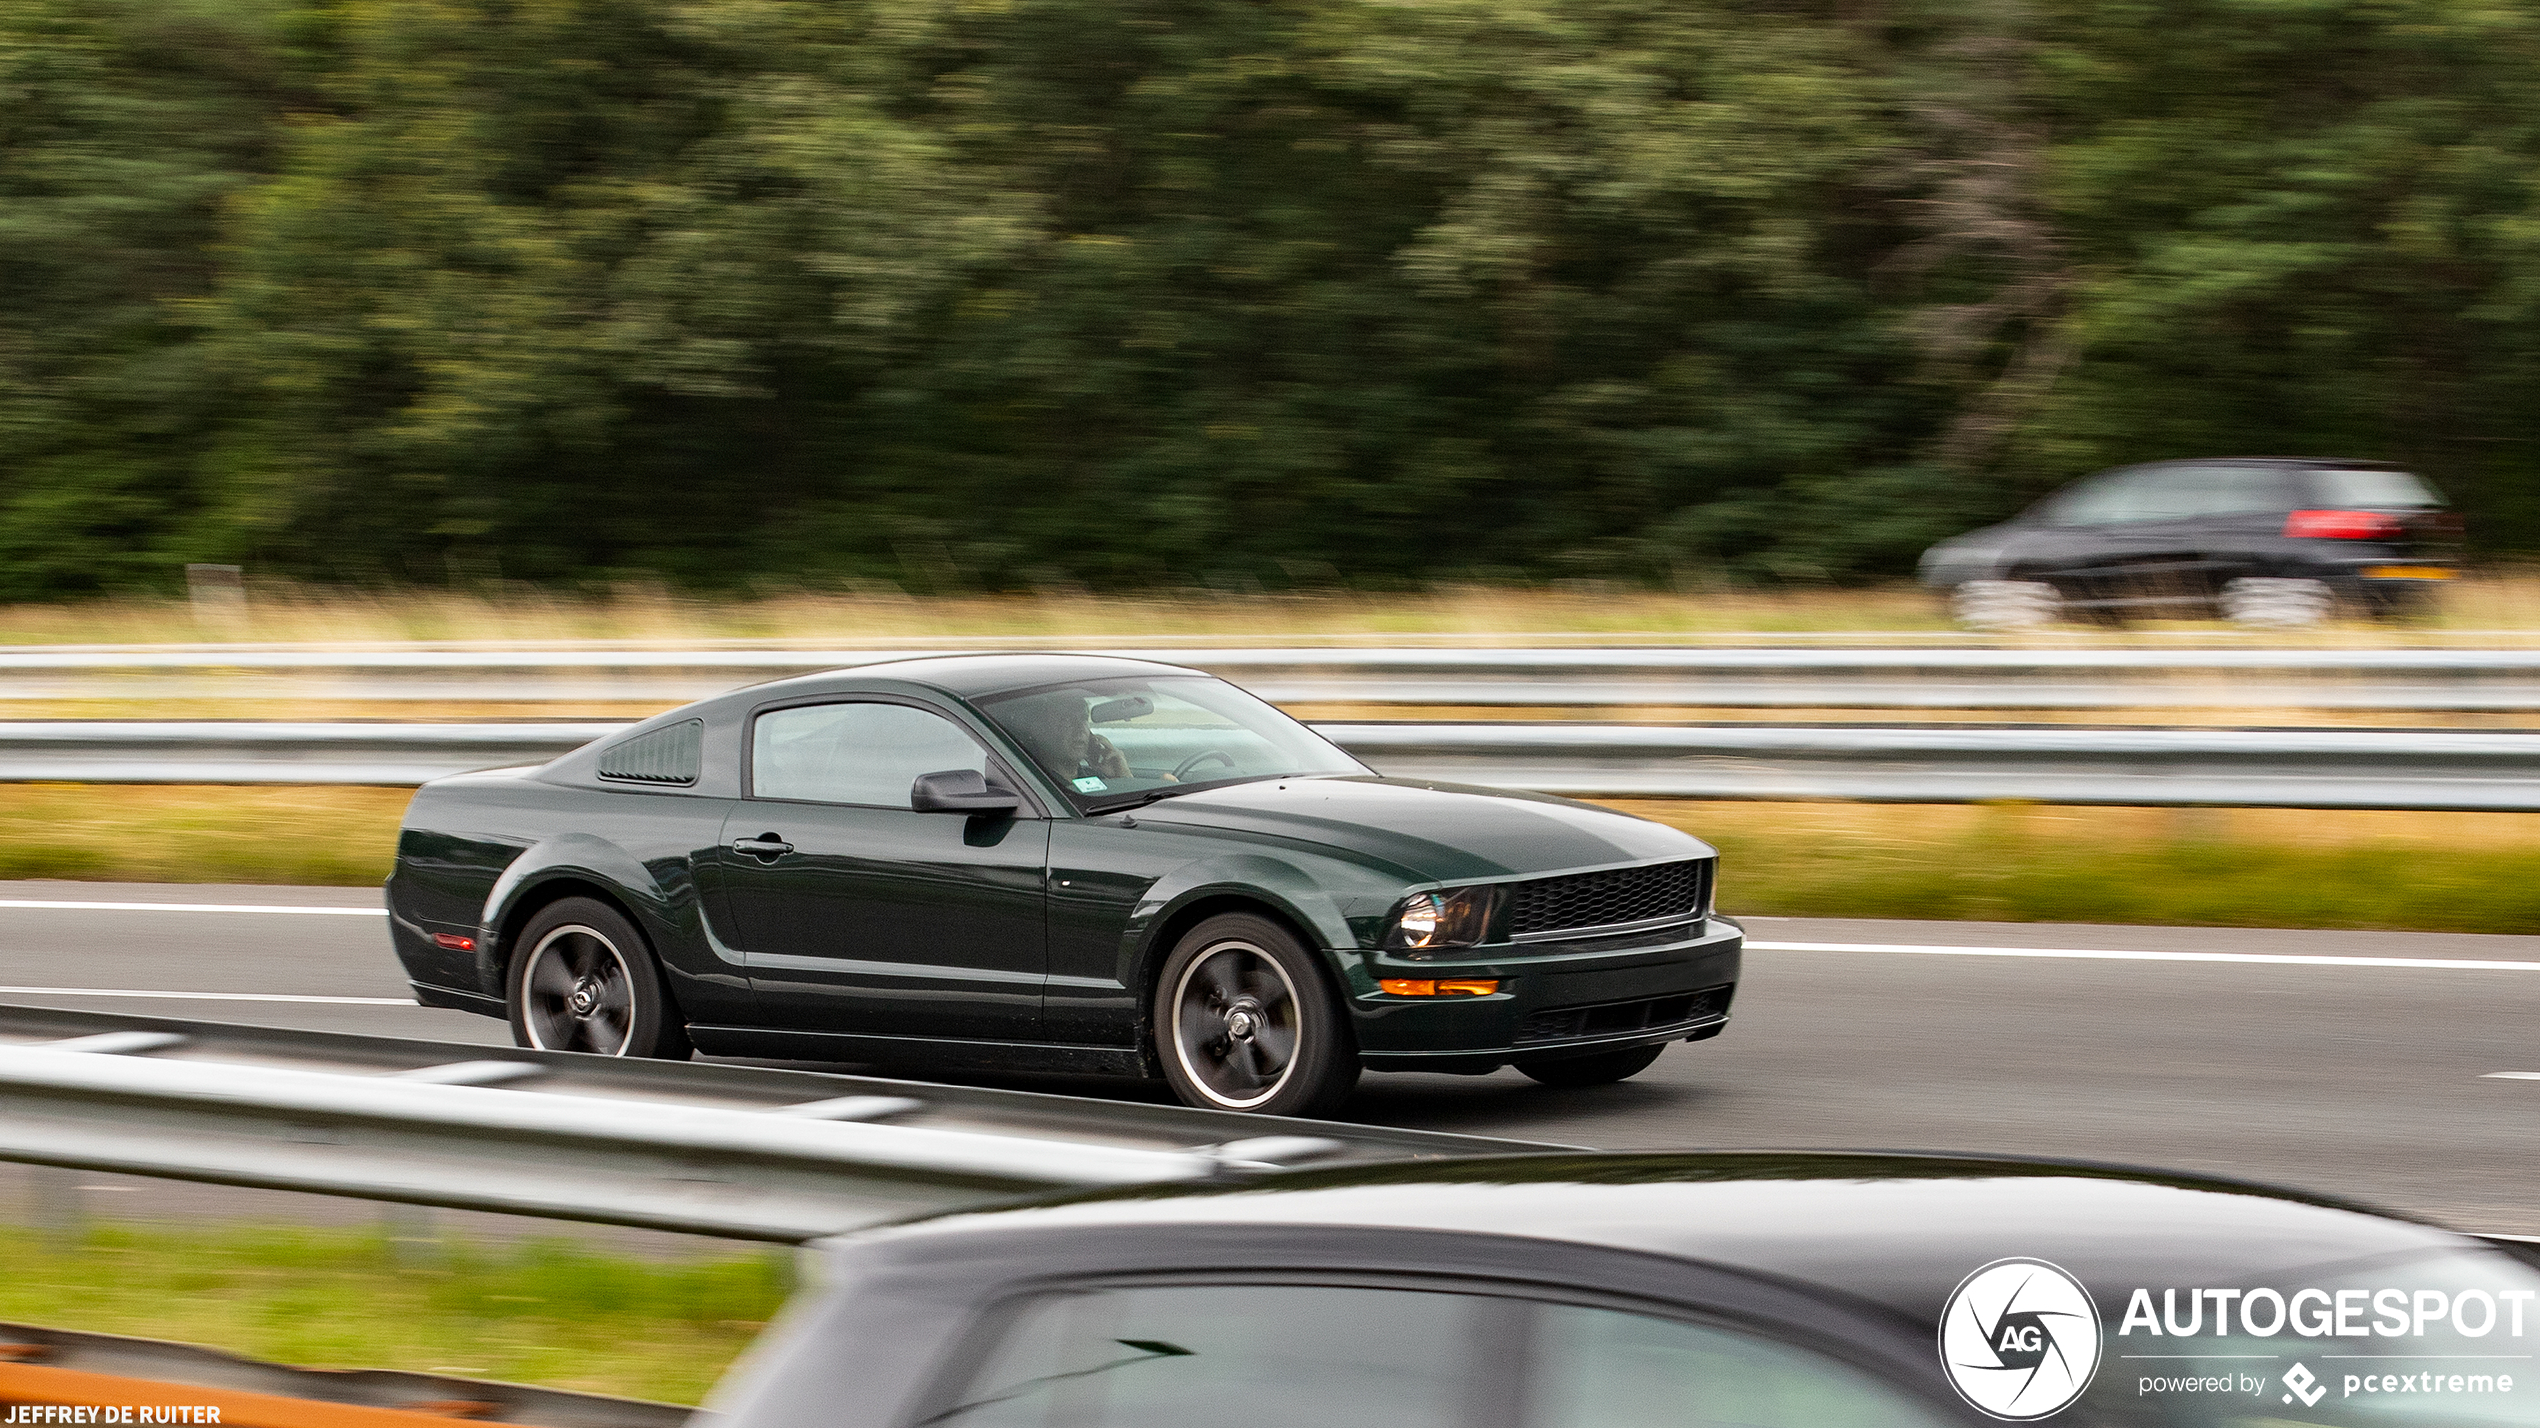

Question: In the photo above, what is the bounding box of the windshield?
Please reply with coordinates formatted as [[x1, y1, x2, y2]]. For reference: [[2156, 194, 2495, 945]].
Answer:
[[977, 675, 1366, 810], [2070, 1244, 2540, 1426], [2309, 468, 2443, 508]]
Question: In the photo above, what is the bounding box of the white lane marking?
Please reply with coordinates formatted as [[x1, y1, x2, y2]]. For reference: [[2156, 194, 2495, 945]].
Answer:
[[1751, 940, 2540, 972], [2483, 1072, 2540, 1080], [0, 900, 385, 916], [0, 986, 412, 1005]]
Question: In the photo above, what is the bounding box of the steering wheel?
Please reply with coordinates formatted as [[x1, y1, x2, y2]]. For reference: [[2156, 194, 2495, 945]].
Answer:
[[1172, 749, 1240, 781]]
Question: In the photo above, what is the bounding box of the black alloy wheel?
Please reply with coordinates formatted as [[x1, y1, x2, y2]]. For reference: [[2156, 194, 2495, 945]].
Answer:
[[1155, 912, 1357, 1116], [506, 897, 692, 1059], [1514, 1042, 1665, 1087]]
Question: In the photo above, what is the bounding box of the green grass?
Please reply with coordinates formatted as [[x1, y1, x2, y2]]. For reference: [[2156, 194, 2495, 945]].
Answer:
[[6, 786, 2538, 934], [0, 785, 409, 885], [1619, 800, 2540, 933], [0, 1222, 789, 1404]]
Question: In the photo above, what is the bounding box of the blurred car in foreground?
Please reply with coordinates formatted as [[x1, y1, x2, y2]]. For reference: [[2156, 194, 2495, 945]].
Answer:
[[714, 1150, 2540, 1428], [1920, 458, 2462, 629], [386, 653, 1740, 1116]]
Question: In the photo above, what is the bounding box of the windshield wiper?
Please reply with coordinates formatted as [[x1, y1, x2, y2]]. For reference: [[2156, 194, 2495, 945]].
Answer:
[[1085, 773, 1289, 813]]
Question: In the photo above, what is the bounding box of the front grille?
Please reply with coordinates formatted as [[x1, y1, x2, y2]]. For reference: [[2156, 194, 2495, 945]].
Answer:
[[1518, 985, 1732, 1045], [1506, 859, 1707, 938]]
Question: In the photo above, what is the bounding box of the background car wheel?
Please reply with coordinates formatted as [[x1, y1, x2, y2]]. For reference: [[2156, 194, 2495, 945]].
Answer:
[[506, 897, 692, 1059], [1515, 1043, 1665, 1087], [2220, 576, 2334, 628], [1949, 580, 2060, 631], [1155, 912, 1357, 1117]]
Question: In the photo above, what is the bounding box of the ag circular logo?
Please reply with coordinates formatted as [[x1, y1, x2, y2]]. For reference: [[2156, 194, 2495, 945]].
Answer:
[[1939, 1258, 2103, 1420]]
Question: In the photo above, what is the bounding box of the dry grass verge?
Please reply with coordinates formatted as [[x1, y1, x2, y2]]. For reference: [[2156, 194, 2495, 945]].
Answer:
[[3, 573, 2539, 646]]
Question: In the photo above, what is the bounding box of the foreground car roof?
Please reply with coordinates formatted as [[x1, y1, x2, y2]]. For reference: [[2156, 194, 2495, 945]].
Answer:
[[883, 1151, 2467, 1322]]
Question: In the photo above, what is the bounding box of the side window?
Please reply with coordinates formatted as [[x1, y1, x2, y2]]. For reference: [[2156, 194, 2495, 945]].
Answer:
[[2048, 471, 2154, 525], [922, 1283, 1949, 1428], [1529, 1302, 1953, 1428], [2157, 465, 2289, 518], [752, 703, 989, 809], [929, 1284, 1502, 1428]]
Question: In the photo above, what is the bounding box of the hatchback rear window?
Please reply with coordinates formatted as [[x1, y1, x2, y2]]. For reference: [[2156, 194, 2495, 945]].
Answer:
[[2309, 468, 2443, 508]]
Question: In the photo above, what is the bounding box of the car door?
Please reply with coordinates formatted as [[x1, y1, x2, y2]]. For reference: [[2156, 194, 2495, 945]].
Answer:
[[717, 697, 1050, 1045], [2184, 463, 2297, 589], [2024, 466, 2205, 607]]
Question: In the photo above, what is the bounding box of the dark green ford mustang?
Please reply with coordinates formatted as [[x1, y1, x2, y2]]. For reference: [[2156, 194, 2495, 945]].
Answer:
[[385, 654, 1741, 1115]]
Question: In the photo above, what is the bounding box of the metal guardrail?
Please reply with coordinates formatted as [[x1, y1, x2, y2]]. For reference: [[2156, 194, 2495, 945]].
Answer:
[[21, 644, 2540, 709], [12, 718, 2540, 809], [0, 1004, 1550, 1243]]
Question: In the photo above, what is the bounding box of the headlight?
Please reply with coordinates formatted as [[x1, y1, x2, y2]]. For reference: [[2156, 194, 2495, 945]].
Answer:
[[1385, 886, 1500, 951]]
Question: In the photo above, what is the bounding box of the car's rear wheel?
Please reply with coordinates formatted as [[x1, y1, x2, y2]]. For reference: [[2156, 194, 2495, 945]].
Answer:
[[507, 897, 691, 1059], [1515, 1043, 1665, 1087], [1949, 580, 2060, 631], [2221, 576, 2334, 628], [1155, 913, 1357, 1117]]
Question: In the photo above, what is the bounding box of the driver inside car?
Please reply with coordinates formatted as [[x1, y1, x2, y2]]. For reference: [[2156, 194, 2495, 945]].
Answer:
[[996, 691, 1141, 784]]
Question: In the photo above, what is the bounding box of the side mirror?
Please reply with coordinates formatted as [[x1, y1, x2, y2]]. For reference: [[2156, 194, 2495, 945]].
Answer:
[[910, 768, 1023, 816]]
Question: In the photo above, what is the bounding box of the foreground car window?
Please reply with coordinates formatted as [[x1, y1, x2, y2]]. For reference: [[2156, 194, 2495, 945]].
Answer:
[[929, 1284, 1499, 1428], [922, 1283, 1948, 1428], [753, 703, 989, 808], [979, 676, 1363, 809], [1529, 1302, 1953, 1428]]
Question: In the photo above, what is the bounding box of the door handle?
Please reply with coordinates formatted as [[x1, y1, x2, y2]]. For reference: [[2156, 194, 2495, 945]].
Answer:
[[732, 834, 795, 861]]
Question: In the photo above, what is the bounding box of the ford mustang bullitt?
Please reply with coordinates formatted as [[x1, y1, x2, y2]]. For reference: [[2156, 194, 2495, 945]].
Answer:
[[385, 654, 1741, 1114]]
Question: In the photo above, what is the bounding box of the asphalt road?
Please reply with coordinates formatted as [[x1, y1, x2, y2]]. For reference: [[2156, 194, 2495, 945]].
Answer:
[[3, 881, 2537, 1235]]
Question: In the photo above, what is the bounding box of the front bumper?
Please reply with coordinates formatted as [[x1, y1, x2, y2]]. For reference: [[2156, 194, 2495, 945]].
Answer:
[[1342, 916, 1742, 1070]]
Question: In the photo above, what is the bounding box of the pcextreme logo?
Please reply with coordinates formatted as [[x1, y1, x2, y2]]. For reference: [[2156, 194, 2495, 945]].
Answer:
[[1940, 1258, 2105, 1420]]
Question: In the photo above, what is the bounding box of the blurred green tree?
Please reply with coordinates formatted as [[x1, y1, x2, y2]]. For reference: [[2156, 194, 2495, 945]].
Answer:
[[7, 0, 2540, 594]]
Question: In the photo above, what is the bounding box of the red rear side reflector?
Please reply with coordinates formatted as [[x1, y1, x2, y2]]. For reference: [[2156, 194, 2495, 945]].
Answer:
[[432, 933, 476, 952], [2285, 509, 2404, 539]]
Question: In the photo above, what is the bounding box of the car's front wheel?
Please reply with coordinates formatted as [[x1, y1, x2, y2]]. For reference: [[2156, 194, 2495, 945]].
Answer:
[[1515, 1043, 1665, 1087], [507, 897, 692, 1059], [1155, 912, 1358, 1117]]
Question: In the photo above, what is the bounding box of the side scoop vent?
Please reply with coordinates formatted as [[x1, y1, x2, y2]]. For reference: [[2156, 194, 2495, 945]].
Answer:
[[596, 719, 703, 786]]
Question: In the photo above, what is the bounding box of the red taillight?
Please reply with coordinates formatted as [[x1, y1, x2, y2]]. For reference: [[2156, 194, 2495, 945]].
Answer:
[[2285, 509, 2404, 540]]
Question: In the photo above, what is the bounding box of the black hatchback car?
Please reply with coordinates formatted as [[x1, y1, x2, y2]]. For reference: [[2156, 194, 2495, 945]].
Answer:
[[1919, 458, 2462, 628], [712, 1151, 2540, 1428], [385, 654, 1741, 1116]]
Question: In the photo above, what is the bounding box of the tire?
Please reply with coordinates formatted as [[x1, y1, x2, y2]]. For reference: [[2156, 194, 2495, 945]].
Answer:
[[1154, 912, 1358, 1117], [506, 897, 692, 1059], [2220, 576, 2333, 628], [1949, 580, 2060, 631], [1515, 1043, 1665, 1088]]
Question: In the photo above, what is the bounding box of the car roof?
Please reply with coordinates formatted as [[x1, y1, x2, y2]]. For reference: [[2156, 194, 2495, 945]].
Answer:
[[2112, 456, 2396, 470], [871, 1151, 2478, 1326], [732, 652, 1210, 703]]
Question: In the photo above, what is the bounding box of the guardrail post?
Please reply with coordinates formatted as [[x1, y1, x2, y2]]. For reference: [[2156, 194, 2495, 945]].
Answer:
[[27, 1165, 81, 1248], [381, 1202, 441, 1263]]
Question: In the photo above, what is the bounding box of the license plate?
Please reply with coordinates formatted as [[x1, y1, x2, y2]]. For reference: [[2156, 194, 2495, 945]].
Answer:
[[2363, 565, 2455, 579]]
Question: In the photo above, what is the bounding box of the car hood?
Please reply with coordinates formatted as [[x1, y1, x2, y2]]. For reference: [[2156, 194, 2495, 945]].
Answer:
[[1128, 775, 1709, 884]]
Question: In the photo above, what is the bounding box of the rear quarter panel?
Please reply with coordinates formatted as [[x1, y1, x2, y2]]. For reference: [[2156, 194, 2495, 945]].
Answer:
[[387, 770, 747, 1021]]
